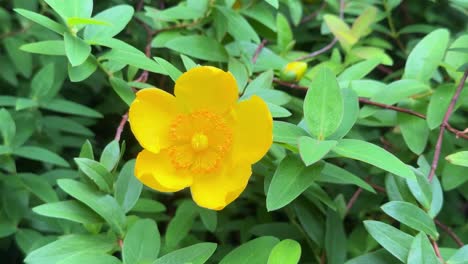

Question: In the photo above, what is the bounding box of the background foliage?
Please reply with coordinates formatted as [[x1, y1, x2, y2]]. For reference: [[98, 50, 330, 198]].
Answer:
[[0, 0, 467, 263]]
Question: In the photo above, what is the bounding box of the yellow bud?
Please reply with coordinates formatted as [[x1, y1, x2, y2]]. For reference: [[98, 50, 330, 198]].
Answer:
[[280, 62, 308, 82]]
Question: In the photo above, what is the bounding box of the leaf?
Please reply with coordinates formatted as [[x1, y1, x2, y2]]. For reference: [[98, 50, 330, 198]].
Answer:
[[265, 0, 279, 8], [43, 116, 93, 136], [398, 110, 429, 154], [338, 58, 381, 82], [74, 158, 113, 192], [324, 14, 358, 50], [407, 232, 440, 264], [13, 146, 69, 167], [444, 34, 468, 81], [273, 121, 309, 145], [406, 168, 432, 210], [4, 37, 32, 77], [153, 243, 217, 264], [267, 239, 301, 264], [216, 6, 260, 43], [318, 163, 375, 193], [332, 139, 415, 179], [298, 137, 337, 166], [19, 173, 58, 203], [42, 98, 103, 118], [31, 64, 55, 101], [0, 108, 16, 145], [276, 13, 293, 53], [115, 160, 142, 213], [68, 57, 98, 82], [325, 209, 347, 264], [199, 208, 217, 232], [181, 54, 197, 70], [20, 40, 66, 56], [57, 179, 126, 236], [165, 35, 228, 62], [14, 8, 66, 34], [165, 200, 198, 248], [345, 249, 399, 264], [123, 219, 160, 264], [447, 245, 468, 264], [103, 48, 166, 74], [44, 0, 93, 20], [109, 77, 135, 106], [267, 103, 291, 118], [84, 5, 134, 40], [446, 151, 468, 167], [328, 88, 359, 140], [304, 67, 344, 140], [294, 201, 324, 246], [64, 33, 91, 66], [100, 140, 120, 171], [220, 236, 280, 264], [267, 156, 323, 211], [350, 6, 378, 39], [364, 220, 413, 262], [381, 201, 438, 239], [131, 199, 166, 213], [427, 84, 455, 129], [33, 200, 102, 225], [57, 253, 121, 264], [403, 29, 450, 83], [25, 234, 115, 264], [154, 57, 182, 81]]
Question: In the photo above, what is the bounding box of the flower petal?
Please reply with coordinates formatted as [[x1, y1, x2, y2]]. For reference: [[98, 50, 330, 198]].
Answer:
[[175, 66, 238, 113], [129, 88, 179, 154], [190, 162, 252, 210], [135, 149, 192, 192], [231, 95, 273, 164]]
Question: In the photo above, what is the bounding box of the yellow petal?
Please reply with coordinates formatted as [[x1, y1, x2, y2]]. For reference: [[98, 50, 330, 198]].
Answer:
[[135, 149, 192, 192], [190, 162, 252, 210], [129, 88, 179, 153], [231, 95, 273, 164], [175, 66, 238, 113]]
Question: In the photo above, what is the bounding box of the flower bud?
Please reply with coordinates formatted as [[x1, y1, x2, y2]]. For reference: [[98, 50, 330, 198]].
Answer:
[[280, 62, 308, 82]]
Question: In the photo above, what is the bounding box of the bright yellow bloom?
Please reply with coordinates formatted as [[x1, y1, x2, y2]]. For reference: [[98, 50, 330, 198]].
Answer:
[[280, 62, 308, 82], [129, 66, 273, 210]]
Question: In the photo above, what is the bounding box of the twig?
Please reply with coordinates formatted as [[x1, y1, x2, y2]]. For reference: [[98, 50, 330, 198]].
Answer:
[[295, 38, 338, 61], [431, 238, 443, 262], [300, 1, 327, 24], [252, 39, 267, 64], [272, 79, 468, 140], [428, 70, 468, 182], [320, 252, 326, 264], [345, 188, 363, 214], [339, 0, 345, 19], [435, 220, 464, 247], [115, 113, 129, 141]]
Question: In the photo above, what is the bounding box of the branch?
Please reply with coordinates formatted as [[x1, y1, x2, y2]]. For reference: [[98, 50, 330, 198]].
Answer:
[[435, 220, 464, 247], [114, 112, 129, 141], [300, 1, 327, 24], [345, 187, 363, 214], [428, 70, 468, 181], [252, 39, 267, 64]]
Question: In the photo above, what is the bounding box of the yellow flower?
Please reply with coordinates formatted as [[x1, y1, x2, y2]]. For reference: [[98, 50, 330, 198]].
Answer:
[[280, 62, 308, 82], [129, 66, 273, 210]]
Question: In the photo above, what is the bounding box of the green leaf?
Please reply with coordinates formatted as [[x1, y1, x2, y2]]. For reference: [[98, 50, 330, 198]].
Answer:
[[181, 54, 197, 70], [220, 236, 280, 264], [42, 98, 103, 118], [328, 88, 359, 139], [44, 0, 93, 20], [100, 140, 120, 171], [84, 5, 134, 40], [304, 67, 344, 140], [109, 77, 135, 106], [350, 6, 378, 39], [325, 209, 347, 264], [267, 103, 291, 118], [287, 0, 302, 26], [68, 57, 98, 82], [153, 243, 217, 264], [406, 168, 432, 210], [74, 158, 113, 192], [267, 156, 323, 211], [4, 37, 32, 77], [25, 234, 115, 264], [123, 219, 160, 264], [298, 137, 337, 166], [0, 108, 16, 145], [447, 245, 468, 264], [294, 201, 324, 246], [31, 64, 55, 101], [407, 232, 440, 264], [0, 215, 17, 238], [276, 13, 293, 53], [64, 33, 91, 66], [332, 139, 415, 179], [397, 110, 429, 155], [19, 173, 58, 203], [57, 253, 121, 264], [43, 116, 93, 136], [338, 58, 381, 81], [13, 146, 69, 167], [199, 208, 217, 232], [446, 151, 468, 167], [115, 160, 142, 213], [14, 8, 66, 34], [267, 239, 301, 264], [381, 201, 438, 239], [427, 84, 455, 129], [273, 121, 309, 145], [324, 14, 358, 50], [154, 57, 182, 81], [20, 40, 66, 56], [102, 48, 166, 75], [403, 29, 450, 83], [67, 17, 112, 27], [165, 200, 198, 248], [345, 249, 399, 264], [216, 6, 260, 43], [364, 220, 413, 262], [165, 35, 228, 62], [265, 0, 279, 8], [444, 34, 468, 81], [318, 163, 375, 193], [57, 179, 126, 236], [131, 199, 166, 213], [33, 200, 102, 225]]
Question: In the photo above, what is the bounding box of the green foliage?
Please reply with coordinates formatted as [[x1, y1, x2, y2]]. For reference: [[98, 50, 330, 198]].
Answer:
[[1, 0, 467, 263]]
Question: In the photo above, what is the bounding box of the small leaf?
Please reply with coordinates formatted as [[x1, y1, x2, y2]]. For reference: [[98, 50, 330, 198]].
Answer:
[[381, 201, 438, 239], [267, 239, 301, 264], [14, 8, 66, 34], [109, 77, 135, 106], [325, 209, 347, 264], [154, 57, 182, 81], [273, 121, 309, 145], [74, 158, 113, 193], [298, 137, 337, 166], [123, 219, 160, 264], [304, 67, 343, 139], [324, 14, 358, 50], [427, 84, 455, 129], [407, 232, 440, 264], [44, 0, 93, 20], [42, 98, 103, 118], [99, 140, 120, 171], [165, 35, 228, 62], [4, 37, 32, 77], [33, 200, 102, 225], [115, 160, 142, 213], [153, 243, 217, 264], [446, 151, 468, 167], [364, 220, 413, 262], [20, 41, 66, 56], [318, 163, 375, 193], [84, 5, 134, 40], [165, 200, 198, 248], [57, 253, 121, 264], [64, 33, 91, 66], [14, 146, 69, 167], [68, 57, 97, 82], [31, 64, 55, 101], [447, 245, 468, 264], [220, 237, 279, 264], [199, 208, 217, 232], [350, 6, 378, 39], [332, 139, 415, 179], [19, 173, 58, 203], [0, 108, 16, 145]]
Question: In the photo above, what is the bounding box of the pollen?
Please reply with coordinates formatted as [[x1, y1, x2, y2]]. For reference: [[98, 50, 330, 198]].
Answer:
[[191, 133, 209, 151]]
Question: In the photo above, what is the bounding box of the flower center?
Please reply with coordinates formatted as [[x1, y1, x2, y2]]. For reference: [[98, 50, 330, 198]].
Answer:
[[191, 133, 208, 151], [168, 110, 232, 173]]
